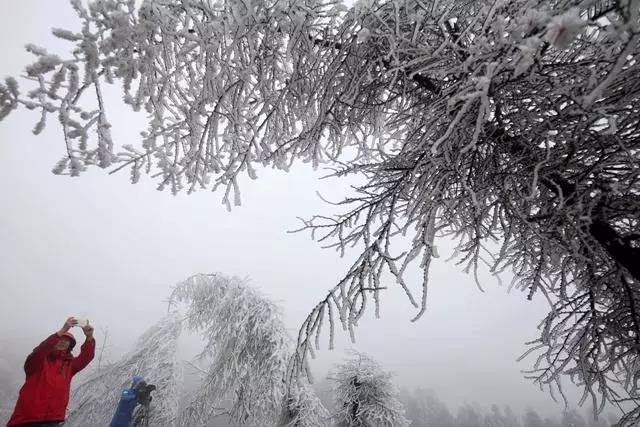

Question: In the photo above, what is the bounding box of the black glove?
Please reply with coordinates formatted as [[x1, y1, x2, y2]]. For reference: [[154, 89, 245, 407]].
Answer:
[[136, 383, 156, 405]]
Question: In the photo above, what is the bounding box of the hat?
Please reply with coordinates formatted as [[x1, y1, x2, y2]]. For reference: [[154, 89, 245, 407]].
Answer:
[[132, 375, 145, 388]]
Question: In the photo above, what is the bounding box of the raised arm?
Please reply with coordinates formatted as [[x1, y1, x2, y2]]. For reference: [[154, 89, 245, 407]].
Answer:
[[72, 323, 95, 375]]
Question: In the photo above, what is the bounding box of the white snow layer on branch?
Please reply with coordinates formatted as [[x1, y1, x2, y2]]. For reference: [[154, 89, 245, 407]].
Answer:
[[330, 351, 409, 427], [4, 0, 640, 423], [171, 273, 326, 427], [66, 314, 182, 427]]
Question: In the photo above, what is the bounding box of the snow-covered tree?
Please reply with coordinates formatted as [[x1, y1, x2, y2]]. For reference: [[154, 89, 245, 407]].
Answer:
[[560, 409, 587, 427], [66, 313, 182, 426], [278, 379, 331, 427], [330, 351, 408, 426], [523, 409, 546, 427], [503, 405, 523, 427], [170, 273, 327, 426], [482, 404, 522, 427], [400, 387, 455, 427], [1, 1, 639, 423], [456, 403, 484, 427], [66, 273, 328, 427]]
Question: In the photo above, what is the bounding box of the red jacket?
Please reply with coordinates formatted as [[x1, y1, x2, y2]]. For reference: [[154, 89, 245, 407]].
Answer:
[[6, 333, 95, 426]]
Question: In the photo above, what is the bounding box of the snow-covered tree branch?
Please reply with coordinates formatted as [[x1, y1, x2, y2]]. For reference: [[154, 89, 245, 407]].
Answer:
[[278, 380, 331, 427], [66, 314, 182, 426], [64, 274, 329, 426], [1, 0, 639, 423], [170, 273, 327, 427]]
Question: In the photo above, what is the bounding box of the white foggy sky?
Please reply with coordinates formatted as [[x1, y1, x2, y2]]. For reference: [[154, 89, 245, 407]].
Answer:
[[0, 0, 584, 418]]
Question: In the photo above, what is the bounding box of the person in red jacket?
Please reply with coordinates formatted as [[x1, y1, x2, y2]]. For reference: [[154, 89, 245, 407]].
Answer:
[[6, 317, 96, 427]]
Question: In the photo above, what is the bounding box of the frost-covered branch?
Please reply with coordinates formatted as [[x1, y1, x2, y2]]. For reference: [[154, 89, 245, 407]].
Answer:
[[278, 380, 331, 427], [329, 351, 409, 426], [3, 0, 640, 423], [66, 314, 182, 426], [170, 273, 327, 427]]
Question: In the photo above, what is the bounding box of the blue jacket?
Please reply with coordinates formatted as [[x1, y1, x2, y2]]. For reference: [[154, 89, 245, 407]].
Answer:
[[109, 376, 144, 427]]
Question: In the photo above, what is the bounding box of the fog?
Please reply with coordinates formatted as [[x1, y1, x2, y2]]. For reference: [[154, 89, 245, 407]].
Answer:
[[0, 1, 594, 424]]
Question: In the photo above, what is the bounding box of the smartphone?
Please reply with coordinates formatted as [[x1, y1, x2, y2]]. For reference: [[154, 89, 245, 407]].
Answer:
[[75, 318, 89, 328]]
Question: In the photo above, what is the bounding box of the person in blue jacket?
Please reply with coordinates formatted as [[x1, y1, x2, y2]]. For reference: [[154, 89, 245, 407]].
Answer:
[[109, 375, 155, 427]]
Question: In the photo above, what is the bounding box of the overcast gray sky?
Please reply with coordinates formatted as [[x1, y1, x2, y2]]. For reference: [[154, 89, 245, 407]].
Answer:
[[0, 0, 585, 418]]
